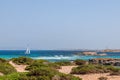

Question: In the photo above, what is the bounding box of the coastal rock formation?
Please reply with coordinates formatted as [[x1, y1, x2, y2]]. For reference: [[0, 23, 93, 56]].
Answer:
[[102, 49, 120, 52], [89, 58, 120, 66], [74, 52, 98, 56], [74, 52, 107, 56]]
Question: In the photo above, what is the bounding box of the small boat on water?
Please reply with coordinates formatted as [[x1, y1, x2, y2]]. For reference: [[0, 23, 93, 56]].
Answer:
[[25, 48, 30, 54]]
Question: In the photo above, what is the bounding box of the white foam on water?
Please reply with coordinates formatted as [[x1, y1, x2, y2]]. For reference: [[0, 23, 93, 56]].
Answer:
[[32, 55, 85, 60], [32, 55, 73, 60]]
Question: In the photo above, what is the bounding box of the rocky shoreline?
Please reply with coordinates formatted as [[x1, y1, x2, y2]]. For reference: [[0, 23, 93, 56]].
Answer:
[[89, 58, 120, 66]]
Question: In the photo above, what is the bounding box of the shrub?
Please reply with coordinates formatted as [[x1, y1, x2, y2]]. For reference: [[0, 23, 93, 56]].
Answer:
[[0, 72, 26, 80], [38, 76, 50, 80], [0, 62, 16, 75], [0, 58, 7, 63], [34, 59, 49, 64], [48, 63, 61, 69], [0, 58, 82, 80], [26, 65, 81, 80], [98, 76, 108, 80], [59, 74, 82, 80], [27, 67, 57, 77], [25, 62, 48, 71], [54, 61, 72, 66], [109, 68, 120, 75], [12, 57, 34, 65], [74, 59, 87, 65], [26, 60, 61, 71], [71, 65, 93, 74], [0, 58, 16, 75], [71, 64, 120, 74]]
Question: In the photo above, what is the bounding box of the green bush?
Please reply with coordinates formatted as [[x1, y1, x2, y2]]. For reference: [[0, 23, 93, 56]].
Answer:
[[48, 63, 61, 69], [25, 62, 48, 71], [54, 61, 72, 66], [98, 76, 108, 80], [27, 67, 57, 77], [0, 58, 16, 75], [0, 58, 7, 63], [26, 64, 81, 80], [59, 74, 82, 80], [71, 64, 120, 74], [38, 76, 50, 80], [109, 68, 120, 75], [12, 57, 34, 65], [0, 62, 16, 75], [19, 76, 37, 80], [0, 58, 82, 80], [0, 72, 26, 80], [34, 59, 49, 64], [71, 65, 93, 74], [26, 60, 61, 71]]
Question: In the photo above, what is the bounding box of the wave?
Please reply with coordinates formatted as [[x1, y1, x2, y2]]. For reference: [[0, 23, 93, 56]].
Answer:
[[31, 55, 85, 60], [32, 55, 74, 60]]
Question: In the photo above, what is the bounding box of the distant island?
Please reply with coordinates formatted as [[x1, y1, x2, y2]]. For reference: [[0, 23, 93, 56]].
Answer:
[[74, 51, 107, 56], [101, 49, 120, 52]]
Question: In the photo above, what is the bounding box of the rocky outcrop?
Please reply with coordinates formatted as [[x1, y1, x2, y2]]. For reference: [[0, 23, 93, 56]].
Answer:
[[102, 49, 120, 52], [89, 58, 120, 66], [74, 52, 107, 56]]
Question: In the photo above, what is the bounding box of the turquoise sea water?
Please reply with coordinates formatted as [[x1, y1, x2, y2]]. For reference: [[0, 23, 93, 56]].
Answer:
[[0, 50, 120, 61]]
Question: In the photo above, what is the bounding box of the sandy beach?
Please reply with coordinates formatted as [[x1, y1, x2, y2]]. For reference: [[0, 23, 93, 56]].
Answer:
[[58, 66, 120, 80]]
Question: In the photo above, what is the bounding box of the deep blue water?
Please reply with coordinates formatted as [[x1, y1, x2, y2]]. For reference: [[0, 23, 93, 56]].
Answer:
[[0, 50, 120, 62]]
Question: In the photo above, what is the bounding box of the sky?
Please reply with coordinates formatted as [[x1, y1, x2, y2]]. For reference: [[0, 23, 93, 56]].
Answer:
[[0, 0, 120, 50]]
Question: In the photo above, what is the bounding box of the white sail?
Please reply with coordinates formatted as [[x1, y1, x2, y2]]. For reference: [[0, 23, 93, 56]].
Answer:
[[25, 48, 30, 54]]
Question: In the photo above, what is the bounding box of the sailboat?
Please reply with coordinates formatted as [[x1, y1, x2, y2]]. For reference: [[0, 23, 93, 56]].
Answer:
[[25, 48, 30, 54]]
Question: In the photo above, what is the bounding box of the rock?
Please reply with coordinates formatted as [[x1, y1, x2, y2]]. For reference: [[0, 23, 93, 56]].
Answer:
[[89, 58, 120, 66]]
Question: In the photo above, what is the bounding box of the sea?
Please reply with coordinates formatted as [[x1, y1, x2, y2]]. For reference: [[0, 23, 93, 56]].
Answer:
[[0, 50, 120, 62]]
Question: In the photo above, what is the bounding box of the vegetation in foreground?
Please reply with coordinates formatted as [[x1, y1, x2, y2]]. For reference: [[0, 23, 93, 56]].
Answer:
[[0, 57, 120, 80], [71, 59, 120, 75], [11, 57, 34, 65], [0, 57, 81, 80], [0, 58, 16, 75], [54, 60, 72, 66]]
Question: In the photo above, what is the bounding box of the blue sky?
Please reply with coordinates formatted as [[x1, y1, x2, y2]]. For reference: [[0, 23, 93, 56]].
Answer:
[[0, 0, 120, 50]]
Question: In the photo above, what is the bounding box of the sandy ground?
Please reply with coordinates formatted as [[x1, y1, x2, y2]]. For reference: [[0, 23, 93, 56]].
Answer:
[[58, 66, 120, 80], [0, 73, 4, 76], [58, 66, 76, 74], [9, 61, 28, 72]]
